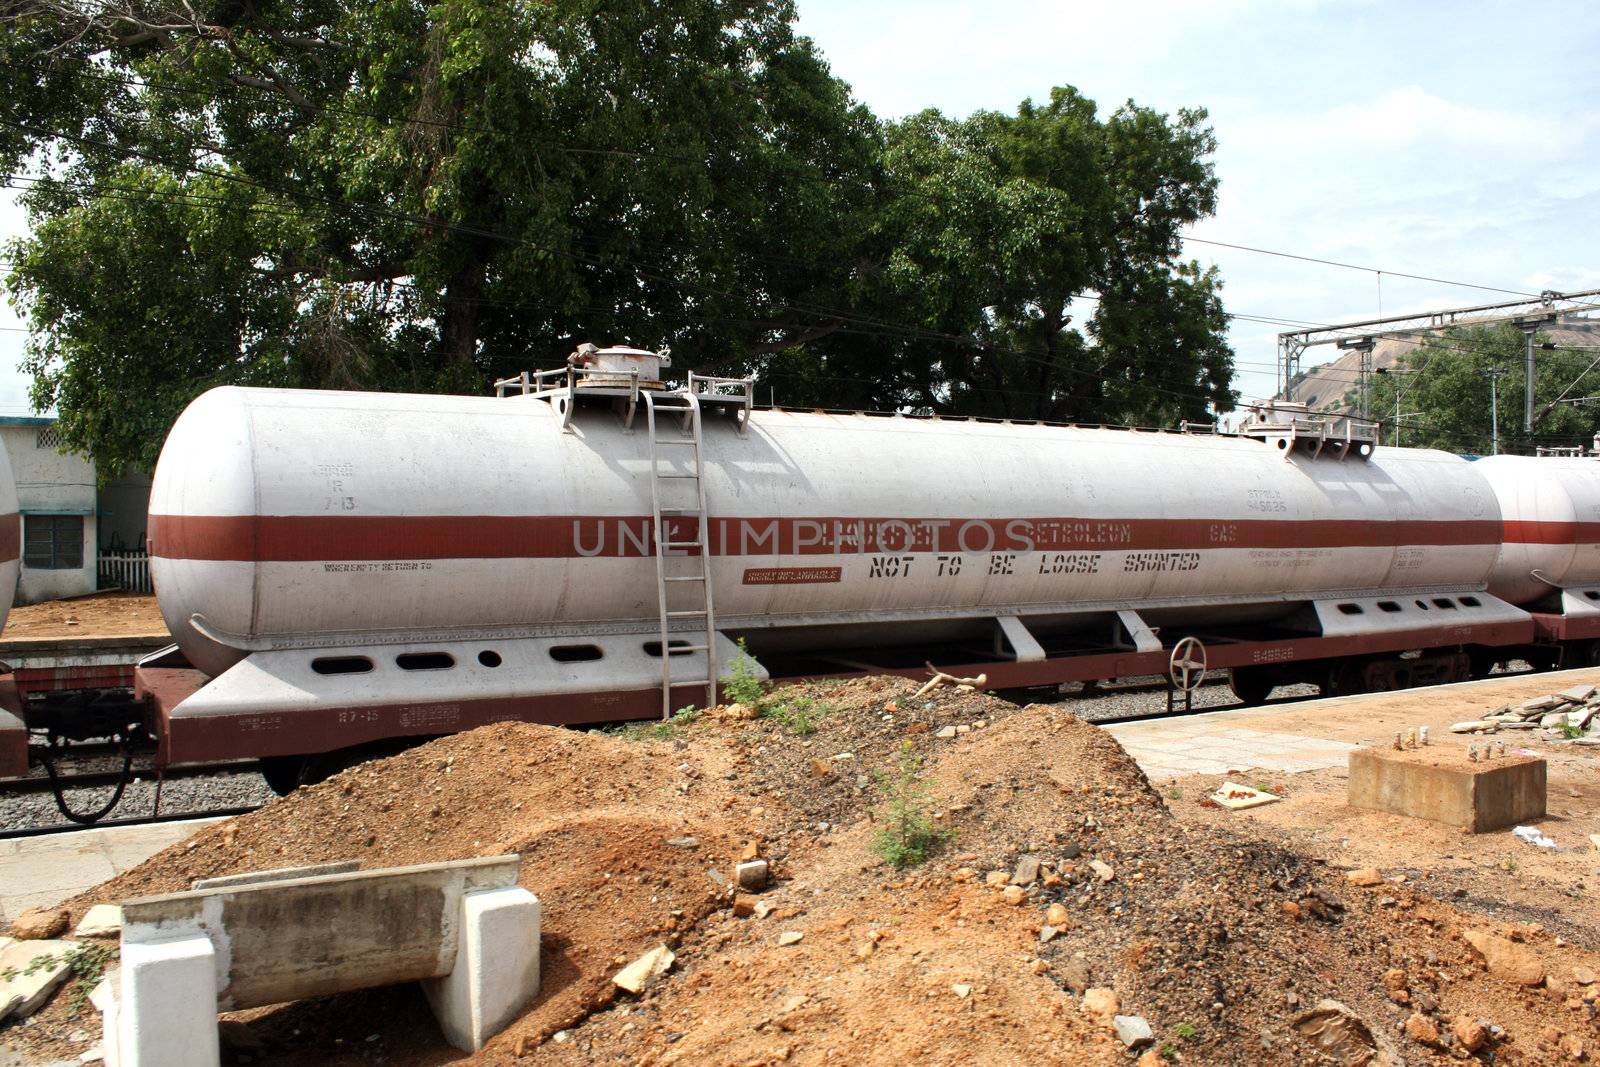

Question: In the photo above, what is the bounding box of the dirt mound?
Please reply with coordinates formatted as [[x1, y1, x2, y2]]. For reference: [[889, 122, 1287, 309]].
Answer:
[[12, 677, 1600, 1065], [60, 721, 754, 1064]]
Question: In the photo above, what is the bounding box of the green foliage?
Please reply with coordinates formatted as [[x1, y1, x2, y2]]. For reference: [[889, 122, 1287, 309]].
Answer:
[[869, 741, 950, 867], [2, 4, 1234, 475], [1357, 325, 1600, 455], [1174, 1021, 1198, 1040], [761, 693, 827, 736], [608, 705, 700, 742], [1558, 722, 1585, 740], [723, 638, 766, 707], [0, 942, 117, 1014]]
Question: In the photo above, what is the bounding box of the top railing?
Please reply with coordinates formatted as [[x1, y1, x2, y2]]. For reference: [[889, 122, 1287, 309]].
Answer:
[[494, 346, 754, 433], [1238, 402, 1378, 461]]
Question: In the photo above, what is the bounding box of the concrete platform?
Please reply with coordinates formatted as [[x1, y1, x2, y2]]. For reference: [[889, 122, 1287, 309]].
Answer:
[[0, 817, 225, 926], [1103, 667, 1600, 782]]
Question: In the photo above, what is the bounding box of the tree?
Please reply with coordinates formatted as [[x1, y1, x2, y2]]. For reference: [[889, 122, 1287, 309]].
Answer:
[[1359, 325, 1600, 455], [2, 3, 1235, 474], [2, 0, 883, 474], [765, 89, 1235, 425]]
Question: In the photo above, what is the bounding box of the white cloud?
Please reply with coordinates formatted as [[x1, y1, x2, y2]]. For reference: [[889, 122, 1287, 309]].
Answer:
[[1241, 86, 1575, 155]]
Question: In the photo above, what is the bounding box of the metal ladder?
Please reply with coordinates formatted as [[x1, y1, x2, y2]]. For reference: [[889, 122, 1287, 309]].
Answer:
[[644, 389, 718, 717]]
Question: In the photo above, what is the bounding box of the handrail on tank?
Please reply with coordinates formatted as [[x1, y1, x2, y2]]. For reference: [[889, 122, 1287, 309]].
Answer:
[[687, 372, 755, 433]]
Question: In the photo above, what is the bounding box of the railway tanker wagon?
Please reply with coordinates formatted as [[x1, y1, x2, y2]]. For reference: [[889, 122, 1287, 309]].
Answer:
[[0, 443, 27, 777], [140, 353, 1532, 787]]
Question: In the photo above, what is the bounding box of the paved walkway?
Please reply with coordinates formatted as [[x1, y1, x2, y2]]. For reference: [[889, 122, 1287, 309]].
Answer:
[[1103, 717, 1357, 780], [0, 817, 222, 924], [1102, 666, 1600, 781]]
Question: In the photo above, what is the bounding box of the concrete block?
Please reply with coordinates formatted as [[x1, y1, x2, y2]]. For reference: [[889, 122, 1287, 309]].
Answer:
[[1347, 747, 1545, 832], [421, 887, 541, 1051], [112, 934, 220, 1067], [94, 968, 121, 1067], [74, 905, 123, 938], [191, 859, 358, 891], [121, 854, 520, 1010]]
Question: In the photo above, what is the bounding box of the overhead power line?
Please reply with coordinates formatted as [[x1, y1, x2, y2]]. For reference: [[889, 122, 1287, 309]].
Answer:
[[1182, 236, 1538, 299]]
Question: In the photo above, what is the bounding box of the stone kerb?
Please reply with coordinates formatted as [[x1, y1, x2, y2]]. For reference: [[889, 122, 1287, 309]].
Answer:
[[106, 853, 540, 1066]]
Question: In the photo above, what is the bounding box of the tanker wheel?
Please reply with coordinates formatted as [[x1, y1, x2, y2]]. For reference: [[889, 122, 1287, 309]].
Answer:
[[259, 755, 308, 797], [1322, 660, 1366, 697], [260, 747, 369, 795], [1468, 649, 1500, 679], [1229, 667, 1274, 705], [994, 685, 1062, 705]]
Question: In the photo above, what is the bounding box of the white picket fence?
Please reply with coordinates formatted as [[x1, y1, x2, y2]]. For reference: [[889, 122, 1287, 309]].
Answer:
[[98, 548, 152, 594]]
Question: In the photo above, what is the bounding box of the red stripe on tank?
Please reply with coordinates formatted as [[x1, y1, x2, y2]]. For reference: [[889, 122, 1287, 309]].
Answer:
[[148, 513, 1506, 562], [1502, 519, 1600, 545]]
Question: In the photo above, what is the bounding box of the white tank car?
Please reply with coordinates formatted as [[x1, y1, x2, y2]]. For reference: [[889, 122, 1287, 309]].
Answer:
[[142, 362, 1548, 770], [148, 385, 1508, 677], [1478, 455, 1600, 605], [0, 443, 23, 778], [0, 440, 17, 633]]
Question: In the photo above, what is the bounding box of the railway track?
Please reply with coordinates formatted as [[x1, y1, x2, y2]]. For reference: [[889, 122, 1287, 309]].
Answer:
[[1, 748, 274, 837]]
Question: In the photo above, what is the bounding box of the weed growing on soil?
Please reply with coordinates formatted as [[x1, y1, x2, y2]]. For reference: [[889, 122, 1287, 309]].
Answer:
[[762, 694, 828, 736], [609, 706, 701, 741], [1559, 722, 1585, 740], [724, 638, 766, 706], [870, 741, 950, 867]]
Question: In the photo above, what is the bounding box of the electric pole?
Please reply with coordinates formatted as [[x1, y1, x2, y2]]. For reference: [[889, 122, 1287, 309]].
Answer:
[[1513, 313, 1558, 434], [1483, 365, 1507, 455], [1337, 336, 1376, 421]]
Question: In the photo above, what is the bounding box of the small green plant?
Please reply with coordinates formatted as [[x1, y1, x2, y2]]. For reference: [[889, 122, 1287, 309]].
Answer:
[[1174, 1021, 1198, 1040], [762, 695, 827, 736], [723, 638, 766, 706], [1558, 722, 1585, 740], [1159, 1044, 1179, 1062], [609, 705, 701, 741], [870, 741, 951, 868], [1167, 787, 1183, 800]]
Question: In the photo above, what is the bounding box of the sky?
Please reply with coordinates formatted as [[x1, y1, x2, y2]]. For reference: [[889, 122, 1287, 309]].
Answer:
[[2, 0, 1598, 416]]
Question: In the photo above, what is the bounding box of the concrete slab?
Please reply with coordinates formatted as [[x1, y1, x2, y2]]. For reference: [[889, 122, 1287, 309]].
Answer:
[[1, 817, 228, 927], [1102, 669, 1600, 782], [0, 937, 76, 1022], [1105, 720, 1359, 780]]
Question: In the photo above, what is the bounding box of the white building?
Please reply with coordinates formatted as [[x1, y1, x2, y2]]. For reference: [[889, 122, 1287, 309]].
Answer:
[[0, 417, 151, 604]]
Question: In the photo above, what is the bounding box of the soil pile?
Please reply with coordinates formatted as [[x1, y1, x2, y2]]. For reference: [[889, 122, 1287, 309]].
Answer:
[[10, 677, 1600, 1065]]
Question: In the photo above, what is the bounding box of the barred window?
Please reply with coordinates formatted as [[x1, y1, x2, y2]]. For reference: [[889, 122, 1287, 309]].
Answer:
[[23, 515, 83, 570], [35, 427, 63, 450]]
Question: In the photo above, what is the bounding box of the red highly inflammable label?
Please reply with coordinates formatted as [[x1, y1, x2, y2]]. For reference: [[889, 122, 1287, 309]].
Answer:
[[742, 566, 843, 585]]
